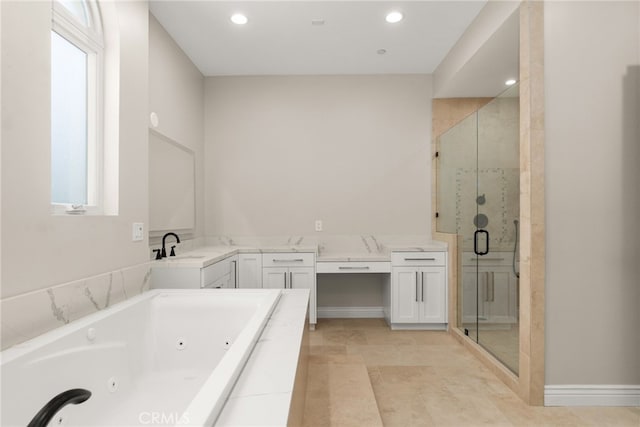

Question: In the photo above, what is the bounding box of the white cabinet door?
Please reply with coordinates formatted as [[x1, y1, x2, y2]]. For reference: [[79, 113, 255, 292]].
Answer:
[[262, 267, 287, 289], [462, 267, 479, 323], [290, 267, 316, 323], [419, 268, 447, 323], [392, 266, 447, 324], [227, 255, 238, 289], [238, 253, 263, 288], [465, 261, 517, 324], [392, 267, 420, 323], [480, 268, 515, 323]]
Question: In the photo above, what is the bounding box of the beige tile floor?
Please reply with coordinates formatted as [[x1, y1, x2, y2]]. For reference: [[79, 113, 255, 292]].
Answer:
[[302, 319, 640, 427], [463, 323, 520, 374]]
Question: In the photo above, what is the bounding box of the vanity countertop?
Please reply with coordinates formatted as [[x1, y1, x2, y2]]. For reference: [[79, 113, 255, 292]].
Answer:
[[152, 245, 318, 269], [386, 242, 448, 252], [153, 241, 447, 269], [316, 253, 391, 262]]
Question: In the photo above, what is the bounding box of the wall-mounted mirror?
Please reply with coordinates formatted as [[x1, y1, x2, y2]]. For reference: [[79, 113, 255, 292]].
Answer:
[[149, 129, 195, 234]]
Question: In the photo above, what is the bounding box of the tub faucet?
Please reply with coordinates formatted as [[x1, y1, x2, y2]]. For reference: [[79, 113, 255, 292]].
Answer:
[[161, 232, 180, 258], [28, 388, 91, 427]]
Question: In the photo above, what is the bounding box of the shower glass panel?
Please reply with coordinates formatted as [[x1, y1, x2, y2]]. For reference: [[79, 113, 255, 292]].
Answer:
[[436, 112, 479, 342], [436, 84, 520, 374], [476, 84, 520, 374]]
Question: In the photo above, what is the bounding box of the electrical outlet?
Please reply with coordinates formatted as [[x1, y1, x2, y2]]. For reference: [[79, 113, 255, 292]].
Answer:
[[315, 220, 323, 232], [132, 223, 144, 241]]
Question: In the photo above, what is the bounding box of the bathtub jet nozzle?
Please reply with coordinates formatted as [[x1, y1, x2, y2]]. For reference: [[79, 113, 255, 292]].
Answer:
[[27, 388, 92, 427]]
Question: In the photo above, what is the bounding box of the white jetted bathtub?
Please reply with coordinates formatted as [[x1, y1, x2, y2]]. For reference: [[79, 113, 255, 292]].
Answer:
[[1, 289, 282, 426]]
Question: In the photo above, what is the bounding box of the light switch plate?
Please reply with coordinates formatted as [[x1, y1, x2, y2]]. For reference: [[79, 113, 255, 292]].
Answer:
[[132, 223, 144, 241]]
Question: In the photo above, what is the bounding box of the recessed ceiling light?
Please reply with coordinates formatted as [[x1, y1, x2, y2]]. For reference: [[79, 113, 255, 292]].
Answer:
[[385, 11, 403, 23], [505, 79, 517, 86], [230, 13, 248, 25], [377, 49, 387, 55]]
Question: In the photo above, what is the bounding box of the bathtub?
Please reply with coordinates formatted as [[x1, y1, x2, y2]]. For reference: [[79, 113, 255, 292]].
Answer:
[[1, 289, 282, 426]]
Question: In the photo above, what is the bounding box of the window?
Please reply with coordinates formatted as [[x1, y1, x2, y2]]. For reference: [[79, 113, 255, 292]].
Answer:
[[51, 0, 104, 214]]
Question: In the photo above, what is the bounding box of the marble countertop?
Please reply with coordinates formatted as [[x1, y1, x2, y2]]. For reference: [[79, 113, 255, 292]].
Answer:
[[316, 253, 392, 262], [387, 242, 448, 252], [152, 245, 318, 269], [317, 241, 448, 263], [152, 241, 448, 268]]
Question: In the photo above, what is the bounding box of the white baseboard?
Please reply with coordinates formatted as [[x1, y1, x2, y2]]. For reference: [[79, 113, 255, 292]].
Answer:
[[317, 306, 384, 318], [544, 385, 640, 407]]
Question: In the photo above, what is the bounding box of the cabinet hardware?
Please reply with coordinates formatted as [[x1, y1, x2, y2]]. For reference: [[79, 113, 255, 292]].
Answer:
[[283, 272, 287, 288], [484, 272, 490, 302], [273, 259, 304, 263], [415, 272, 419, 302], [338, 266, 370, 270], [231, 261, 237, 289], [404, 258, 436, 261], [490, 272, 495, 302], [421, 272, 425, 302], [289, 272, 293, 289]]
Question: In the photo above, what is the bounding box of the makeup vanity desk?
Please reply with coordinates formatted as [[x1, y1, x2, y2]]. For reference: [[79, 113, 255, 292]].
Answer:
[[316, 243, 449, 330]]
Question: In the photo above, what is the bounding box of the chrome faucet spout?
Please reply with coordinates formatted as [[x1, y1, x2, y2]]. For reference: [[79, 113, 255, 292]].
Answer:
[[161, 232, 180, 258]]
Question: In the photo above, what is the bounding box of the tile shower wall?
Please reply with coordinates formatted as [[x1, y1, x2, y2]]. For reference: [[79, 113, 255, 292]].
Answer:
[[437, 96, 520, 251]]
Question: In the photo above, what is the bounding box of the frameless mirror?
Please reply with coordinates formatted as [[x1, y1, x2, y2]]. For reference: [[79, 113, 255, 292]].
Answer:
[[149, 129, 195, 233]]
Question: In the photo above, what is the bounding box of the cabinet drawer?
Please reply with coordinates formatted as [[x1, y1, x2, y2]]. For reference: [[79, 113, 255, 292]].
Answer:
[[202, 258, 231, 286], [316, 261, 391, 273], [262, 252, 315, 268], [391, 252, 446, 267]]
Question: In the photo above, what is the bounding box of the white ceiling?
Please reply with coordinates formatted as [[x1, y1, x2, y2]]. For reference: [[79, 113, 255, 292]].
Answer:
[[149, 1, 488, 77]]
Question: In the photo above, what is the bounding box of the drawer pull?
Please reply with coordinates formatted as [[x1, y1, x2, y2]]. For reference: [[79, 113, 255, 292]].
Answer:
[[338, 266, 370, 270], [273, 258, 304, 263], [404, 257, 436, 261]]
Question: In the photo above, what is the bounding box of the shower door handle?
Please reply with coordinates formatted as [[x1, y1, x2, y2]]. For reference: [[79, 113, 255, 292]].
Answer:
[[474, 230, 489, 256]]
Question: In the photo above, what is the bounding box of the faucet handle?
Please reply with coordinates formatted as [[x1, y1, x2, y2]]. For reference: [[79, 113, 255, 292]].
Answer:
[[160, 248, 167, 258], [153, 249, 162, 260], [170, 246, 176, 257]]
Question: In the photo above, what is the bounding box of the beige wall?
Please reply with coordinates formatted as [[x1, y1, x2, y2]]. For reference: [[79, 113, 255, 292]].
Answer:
[[148, 14, 205, 242], [204, 75, 432, 237], [1, 1, 149, 298], [545, 1, 640, 385]]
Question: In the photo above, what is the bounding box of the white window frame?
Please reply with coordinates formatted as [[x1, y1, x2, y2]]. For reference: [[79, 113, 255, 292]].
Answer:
[[51, 0, 105, 215]]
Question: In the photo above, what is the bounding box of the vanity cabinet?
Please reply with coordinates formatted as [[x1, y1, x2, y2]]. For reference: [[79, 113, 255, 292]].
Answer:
[[152, 254, 238, 289], [206, 254, 238, 289], [238, 253, 263, 288], [262, 253, 316, 324], [461, 252, 517, 324], [390, 252, 447, 328]]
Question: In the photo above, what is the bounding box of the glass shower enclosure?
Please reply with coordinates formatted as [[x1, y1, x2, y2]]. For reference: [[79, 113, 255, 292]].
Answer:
[[436, 84, 520, 374]]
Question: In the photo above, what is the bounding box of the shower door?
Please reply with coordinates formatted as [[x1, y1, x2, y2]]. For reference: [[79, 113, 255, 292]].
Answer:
[[475, 85, 520, 374], [436, 84, 520, 374]]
